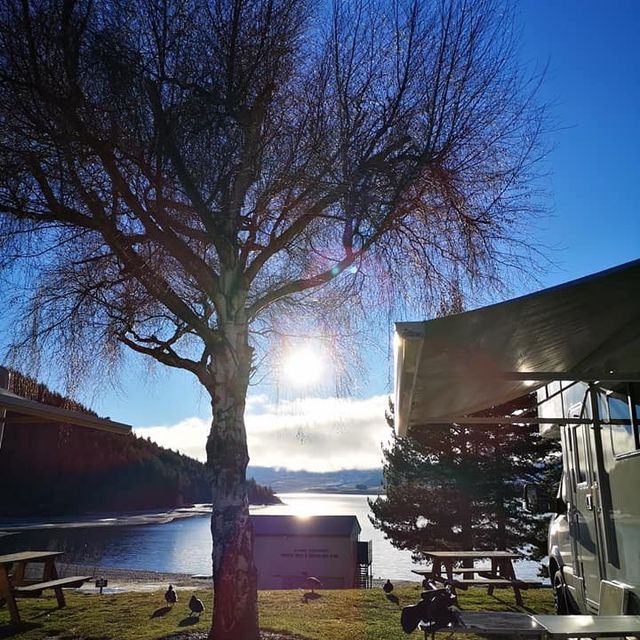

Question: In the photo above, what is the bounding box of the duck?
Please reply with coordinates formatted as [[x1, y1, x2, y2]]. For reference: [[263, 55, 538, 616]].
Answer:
[[164, 584, 177, 607], [189, 594, 205, 617]]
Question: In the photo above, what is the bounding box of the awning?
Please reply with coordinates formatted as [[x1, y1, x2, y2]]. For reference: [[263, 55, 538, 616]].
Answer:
[[0, 386, 131, 436], [395, 259, 640, 437]]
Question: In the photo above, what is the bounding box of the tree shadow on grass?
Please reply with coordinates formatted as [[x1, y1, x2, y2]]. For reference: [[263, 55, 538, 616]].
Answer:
[[0, 622, 40, 638], [487, 593, 536, 614], [31, 605, 63, 620], [151, 606, 173, 618]]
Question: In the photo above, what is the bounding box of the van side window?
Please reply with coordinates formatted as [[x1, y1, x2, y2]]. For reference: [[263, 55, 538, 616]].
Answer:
[[607, 393, 638, 456], [574, 425, 588, 483]]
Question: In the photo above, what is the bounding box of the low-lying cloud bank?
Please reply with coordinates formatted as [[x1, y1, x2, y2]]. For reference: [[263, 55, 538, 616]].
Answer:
[[135, 394, 391, 472]]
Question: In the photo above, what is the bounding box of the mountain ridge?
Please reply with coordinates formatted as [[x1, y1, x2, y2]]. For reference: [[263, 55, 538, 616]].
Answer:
[[247, 466, 384, 494]]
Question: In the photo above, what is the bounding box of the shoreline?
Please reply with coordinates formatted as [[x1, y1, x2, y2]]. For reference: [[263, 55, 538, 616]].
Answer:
[[69, 565, 211, 593], [66, 565, 412, 593], [0, 504, 216, 533]]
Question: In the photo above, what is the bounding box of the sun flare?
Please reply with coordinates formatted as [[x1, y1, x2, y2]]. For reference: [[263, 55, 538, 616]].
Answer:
[[282, 347, 324, 386]]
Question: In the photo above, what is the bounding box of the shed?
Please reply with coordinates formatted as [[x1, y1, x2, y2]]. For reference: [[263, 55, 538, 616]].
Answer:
[[252, 514, 369, 589]]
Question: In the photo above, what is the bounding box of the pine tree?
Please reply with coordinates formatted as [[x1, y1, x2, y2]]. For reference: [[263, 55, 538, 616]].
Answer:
[[369, 395, 560, 561]]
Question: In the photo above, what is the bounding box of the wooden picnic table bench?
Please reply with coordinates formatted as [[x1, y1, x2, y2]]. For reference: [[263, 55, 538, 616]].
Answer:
[[0, 551, 91, 624], [412, 550, 542, 606]]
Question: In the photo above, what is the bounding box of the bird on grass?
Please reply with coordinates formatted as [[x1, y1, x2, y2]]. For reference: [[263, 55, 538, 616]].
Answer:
[[189, 594, 205, 617], [383, 579, 400, 605], [164, 584, 177, 607], [302, 572, 322, 594]]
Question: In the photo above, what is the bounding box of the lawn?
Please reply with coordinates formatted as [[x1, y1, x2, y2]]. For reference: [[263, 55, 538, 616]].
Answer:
[[0, 585, 554, 640]]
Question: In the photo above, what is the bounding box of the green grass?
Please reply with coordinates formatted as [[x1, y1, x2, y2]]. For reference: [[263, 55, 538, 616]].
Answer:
[[0, 585, 554, 639]]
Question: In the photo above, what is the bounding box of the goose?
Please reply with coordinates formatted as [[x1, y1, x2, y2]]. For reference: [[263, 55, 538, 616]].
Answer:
[[164, 584, 177, 607]]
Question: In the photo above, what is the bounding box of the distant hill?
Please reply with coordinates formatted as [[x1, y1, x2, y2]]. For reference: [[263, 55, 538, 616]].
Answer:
[[0, 368, 280, 516], [248, 466, 384, 494]]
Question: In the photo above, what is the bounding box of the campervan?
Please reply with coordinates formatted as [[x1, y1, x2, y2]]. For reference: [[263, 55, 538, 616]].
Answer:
[[531, 380, 640, 616], [393, 260, 640, 625]]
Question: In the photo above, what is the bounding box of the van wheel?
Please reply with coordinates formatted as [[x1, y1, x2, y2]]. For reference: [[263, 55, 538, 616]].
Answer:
[[553, 570, 573, 615]]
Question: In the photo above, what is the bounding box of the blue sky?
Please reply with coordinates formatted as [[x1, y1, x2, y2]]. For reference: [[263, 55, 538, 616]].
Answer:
[[516, 0, 640, 285], [5, 1, 640, 470]]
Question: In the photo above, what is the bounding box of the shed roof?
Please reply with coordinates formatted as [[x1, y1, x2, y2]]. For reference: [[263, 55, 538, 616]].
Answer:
[[252, 514, 361, 537], [395, 259, 640, 437], [0, 368, 131, 442], [0, 387, 131, 434]]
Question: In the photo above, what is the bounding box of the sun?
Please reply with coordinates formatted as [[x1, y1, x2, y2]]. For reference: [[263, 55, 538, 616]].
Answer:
[[282, 347, 324, 386]]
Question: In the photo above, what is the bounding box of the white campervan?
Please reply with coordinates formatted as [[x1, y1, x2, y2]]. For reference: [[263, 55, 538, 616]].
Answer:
[[534, 380, 639, 616], [393, 259, 640, 623]]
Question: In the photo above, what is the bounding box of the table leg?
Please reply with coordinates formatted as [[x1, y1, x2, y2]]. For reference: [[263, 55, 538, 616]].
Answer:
[[43, 558, 56, 581], [444, 561, 454, 582], [488, 558, 497, 596], [513, 584, 523, 606], [502, 559, 517, 579], [44, 559, 66, 608], [0, 565, 20, 624], [432, 559, 442, 582], [12, 561, 26, 585], [441, 561, 459, 599], [501, 559, 523, 606]]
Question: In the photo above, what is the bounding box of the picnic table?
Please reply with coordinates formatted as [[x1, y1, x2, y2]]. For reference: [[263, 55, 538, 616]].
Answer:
[[0, 551, 91, 624], [412, 550, 541, 606]]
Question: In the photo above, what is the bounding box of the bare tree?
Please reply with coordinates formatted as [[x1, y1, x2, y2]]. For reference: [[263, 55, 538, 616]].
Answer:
[[0, 0, 545, 637]]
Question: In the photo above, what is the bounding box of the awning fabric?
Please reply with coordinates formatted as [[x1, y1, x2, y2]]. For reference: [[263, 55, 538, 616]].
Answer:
[[0, 386, 131, 435], [395, 260, 640, 437]]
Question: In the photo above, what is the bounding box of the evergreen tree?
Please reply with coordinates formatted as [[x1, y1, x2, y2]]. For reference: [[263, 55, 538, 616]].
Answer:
[[369, 396, 560, 561]]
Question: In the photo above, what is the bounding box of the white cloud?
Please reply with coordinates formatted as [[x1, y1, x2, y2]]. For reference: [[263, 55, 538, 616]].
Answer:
[[135, 416, 209, 462], [135, 394, 391, 472]]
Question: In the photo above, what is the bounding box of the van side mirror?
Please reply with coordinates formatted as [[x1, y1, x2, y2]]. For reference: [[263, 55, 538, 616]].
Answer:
[[523, 483, 554, 513], [523, 484, 540, 512], [554, 496, 567, 515]]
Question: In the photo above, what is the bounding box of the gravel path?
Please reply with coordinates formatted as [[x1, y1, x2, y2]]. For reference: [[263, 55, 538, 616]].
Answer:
[[64, 564, 211, 592]]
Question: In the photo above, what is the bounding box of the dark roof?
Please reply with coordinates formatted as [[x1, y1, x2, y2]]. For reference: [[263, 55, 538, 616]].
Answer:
[[0, 384, 131, 435], [252, 515, 361, 537]]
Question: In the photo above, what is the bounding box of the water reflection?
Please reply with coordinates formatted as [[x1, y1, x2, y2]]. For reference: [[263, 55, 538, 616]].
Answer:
[[0, 494, 541, 580], [0, 517, 214, 575]]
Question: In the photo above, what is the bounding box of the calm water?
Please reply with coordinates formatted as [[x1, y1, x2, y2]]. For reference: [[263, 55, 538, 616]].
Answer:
[[0, 493, 542, 581]]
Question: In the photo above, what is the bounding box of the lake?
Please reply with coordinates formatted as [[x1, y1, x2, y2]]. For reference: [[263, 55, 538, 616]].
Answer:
[[0, 493, 543, 581]]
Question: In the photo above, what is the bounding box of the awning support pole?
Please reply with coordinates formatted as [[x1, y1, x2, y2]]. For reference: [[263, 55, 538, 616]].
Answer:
[[0, 367, 10, 450]]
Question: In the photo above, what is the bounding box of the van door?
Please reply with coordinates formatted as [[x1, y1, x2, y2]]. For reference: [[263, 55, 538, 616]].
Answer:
[[568, 401, 603, 610]]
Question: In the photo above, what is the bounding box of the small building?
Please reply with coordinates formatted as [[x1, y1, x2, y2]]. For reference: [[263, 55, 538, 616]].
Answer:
[[252, 514, 372, 589]]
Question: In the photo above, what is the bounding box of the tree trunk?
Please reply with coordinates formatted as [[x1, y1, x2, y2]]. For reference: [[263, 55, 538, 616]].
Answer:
[[460, 494, 474, 569], [206, 324, 259, 640]]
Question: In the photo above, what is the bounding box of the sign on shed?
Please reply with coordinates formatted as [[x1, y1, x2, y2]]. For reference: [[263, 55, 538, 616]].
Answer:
[[252, 515, 363, 589]]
